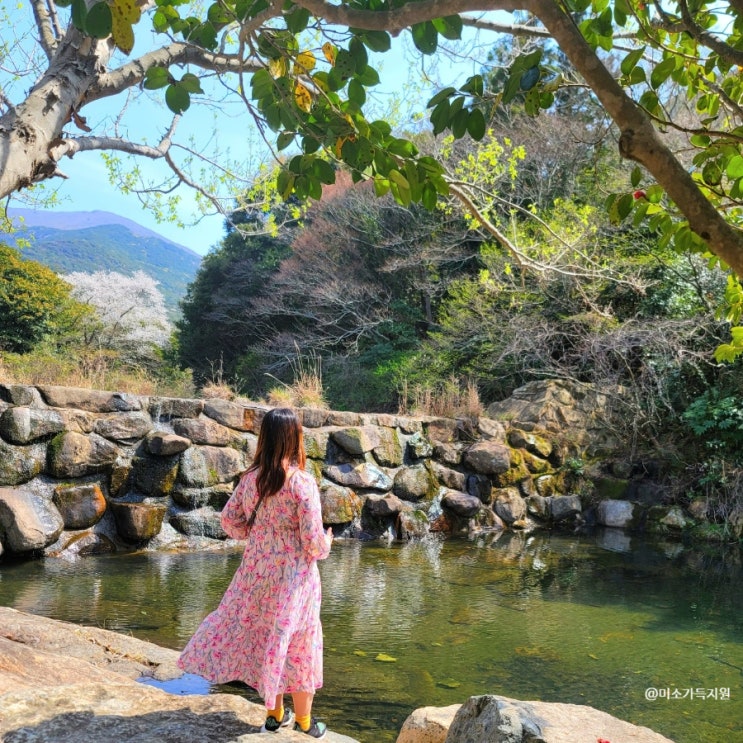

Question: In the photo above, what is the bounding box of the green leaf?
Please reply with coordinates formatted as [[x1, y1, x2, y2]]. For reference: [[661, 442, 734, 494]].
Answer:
[[349, 37, 369, 72], [630, 166, 642, 188], [357, 30, 391, 53], [467, 108, 486, 141], [616, 192, 634, 220], [207, 2, 232, 25], [650, 57, 676, 90], [421, 180, 437, 210], [179, 73, 203, 94], [71, 0, 88, 30], [277, 132, 295, 151], [312, 158, 335, 184], [432, 15, 462, 40], [334, 49, 356, 80], [726, 155, 743, 179], [277, 169, 294, 199], [620, 46, 646, 76], [411, 21, 438, 55], [85, 2, 112, 38], [144, 67, 171, 91], [502, 72, 523, 105], [284, 5, 310, 33], [461, 75, 484, 97], [348, 79, 366, 106], [519, 66, 540, 91], [374, 177, 390, 197], [165, 84, 190, 114], [356, 65, 380, 87], [427, 87, 456, 108]]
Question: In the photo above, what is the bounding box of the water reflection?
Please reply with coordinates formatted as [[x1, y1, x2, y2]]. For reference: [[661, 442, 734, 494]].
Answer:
[[0, 532, 740, 743]]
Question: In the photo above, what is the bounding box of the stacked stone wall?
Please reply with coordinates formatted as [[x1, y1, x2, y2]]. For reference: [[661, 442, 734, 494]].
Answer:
[[0, 381, 716, 560]]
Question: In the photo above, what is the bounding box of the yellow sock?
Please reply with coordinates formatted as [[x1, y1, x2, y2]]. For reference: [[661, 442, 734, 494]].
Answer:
[[267, 705, 284, 722], [295, 713, 311, 731]]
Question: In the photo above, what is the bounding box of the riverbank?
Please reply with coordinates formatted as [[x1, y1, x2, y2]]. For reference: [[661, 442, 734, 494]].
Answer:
[[0, 607, 677, 743]]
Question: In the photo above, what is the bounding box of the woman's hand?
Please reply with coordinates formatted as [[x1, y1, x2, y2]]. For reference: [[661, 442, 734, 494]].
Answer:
[[325, 527, 333, 548]]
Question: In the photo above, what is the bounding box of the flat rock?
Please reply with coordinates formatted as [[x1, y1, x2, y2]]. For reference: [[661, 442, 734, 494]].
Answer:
[[0, 608, 358, 743]]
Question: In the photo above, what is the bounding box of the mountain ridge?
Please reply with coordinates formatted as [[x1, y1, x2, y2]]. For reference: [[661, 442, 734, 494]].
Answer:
[[4, 209, 202, 313]]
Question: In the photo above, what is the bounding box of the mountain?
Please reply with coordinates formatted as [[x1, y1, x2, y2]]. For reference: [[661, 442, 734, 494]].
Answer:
[[5, 209, 202, 313]]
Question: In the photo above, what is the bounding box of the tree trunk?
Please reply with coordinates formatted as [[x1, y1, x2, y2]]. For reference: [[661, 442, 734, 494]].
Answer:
[[0, 29, 111, 199]]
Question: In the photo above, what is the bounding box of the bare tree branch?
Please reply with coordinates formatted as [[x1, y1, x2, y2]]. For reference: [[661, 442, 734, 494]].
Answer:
[[29, 0, 57, 60]]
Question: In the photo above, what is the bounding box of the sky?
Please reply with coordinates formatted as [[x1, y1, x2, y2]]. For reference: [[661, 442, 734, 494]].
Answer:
[[2, 4, 495, 256]]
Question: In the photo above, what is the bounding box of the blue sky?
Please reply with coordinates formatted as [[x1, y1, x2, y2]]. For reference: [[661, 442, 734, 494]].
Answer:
[[4, 5, 494, 256]]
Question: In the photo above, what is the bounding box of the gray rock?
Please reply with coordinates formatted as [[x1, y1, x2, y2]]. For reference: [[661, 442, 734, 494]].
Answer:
[[364, 493, 405, 517], [326, 410, 362, 426], [331, 426, 382, 455], [172, 416, 236, 446], [445, 695, 528, 743], [299, 408, 329, 427], [493, 487, 526, 524], [397, 510, 430, 539], [323, 462, 393, 491], [304, 428, 330, 459], [466, 474, 492, 504], [170, 506, 227, 539], [535, 474, 561, 498], [549, 494, 582, 521], [0, 406, 65, 444], [0, 384, 44, 407], [52, 483, 107, 529], [0, 488, 64, 552], [525, 494, 549, 519], [48, 431, 119, 478], [203, 399, 267, 433], [172, 484, 233, 510], [408, 431, 434, 459], [394, 464, 436, 501], [0, 440, 46, 485], [441, 490, 482, 518], [93, 412, 153, 443], [432, 462, 467, 492], [464, 442, 511, 475], [661, 505, 689, 530], [146, 431, 191, 456], [508, 428, 553, 458], [319, 481, 362, 524], [149, 396, 204, 420], [177, 445, 244, 488], [132, 455, 180, 497], [45, 530, 117, 558], [37, 386, 141, 412], [596, 499, 635, 528], [109, 501, 167, 542], [477, 418, 506, 442], [425, 418, 459, 443], [373, 427, 405, 467], [433, 442, 463, 465]]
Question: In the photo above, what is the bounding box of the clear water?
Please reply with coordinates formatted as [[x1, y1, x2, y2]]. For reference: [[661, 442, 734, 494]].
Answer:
[[0, 530, 741, 743]]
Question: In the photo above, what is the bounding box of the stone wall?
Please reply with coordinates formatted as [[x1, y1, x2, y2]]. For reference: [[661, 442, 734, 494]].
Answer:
[[0, 381, 711, 561]]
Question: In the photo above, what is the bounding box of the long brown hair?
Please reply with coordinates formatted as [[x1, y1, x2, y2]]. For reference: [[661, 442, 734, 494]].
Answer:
[[248, 407, 306, 499]]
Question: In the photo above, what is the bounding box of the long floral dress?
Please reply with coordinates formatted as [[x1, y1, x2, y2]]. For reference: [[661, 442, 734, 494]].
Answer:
[[177, 468, 330, 703]]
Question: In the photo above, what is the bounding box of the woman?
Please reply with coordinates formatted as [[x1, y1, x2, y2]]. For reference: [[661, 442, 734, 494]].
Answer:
[[177, 407, 332, 738]]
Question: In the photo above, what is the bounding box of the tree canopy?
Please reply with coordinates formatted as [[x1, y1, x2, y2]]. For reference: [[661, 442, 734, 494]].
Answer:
[[2, 0, 743, 283]]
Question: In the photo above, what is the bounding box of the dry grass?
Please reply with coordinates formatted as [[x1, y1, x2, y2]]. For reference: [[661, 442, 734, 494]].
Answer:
[[399, 376, 483, 420], [264, 347, 328, 409], [200, 381, 236, 400], [0, 350, 195, 398]]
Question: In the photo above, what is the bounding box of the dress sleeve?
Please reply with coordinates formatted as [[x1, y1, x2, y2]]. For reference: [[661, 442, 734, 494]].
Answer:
[[220, 473, 252, 540], [293, 472, 330, 561]]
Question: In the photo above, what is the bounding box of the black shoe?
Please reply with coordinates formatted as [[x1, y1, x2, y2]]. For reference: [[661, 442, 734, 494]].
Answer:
[[293, 718, 327, 738], [260, 709, 295, 732]]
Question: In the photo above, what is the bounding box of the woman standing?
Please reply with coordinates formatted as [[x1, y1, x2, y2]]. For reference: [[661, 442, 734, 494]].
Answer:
[[178, 407, 332, 738]]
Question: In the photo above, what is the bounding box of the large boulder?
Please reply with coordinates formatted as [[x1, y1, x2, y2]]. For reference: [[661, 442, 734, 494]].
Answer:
[[203, 399, 267, 433], [177, 445, 243, 488], [320, 481, 363, 524], [93, 412, 153, 443], [172, 416, 236, 446], [48, 431, 119, 478], [549, 494, 582, 522], [364, 493, 405, 517], [373, 427, 405, 467], [441, 490, 482, 518], [0, 440, 46, 485], [0, 488, 64, 552], [170, 506, 227, 539], [394, 464, 437, 501], [0, 406, 65, 444], [493, 488, 526, 524], [132, 455, 180, 497], [109, 501, 167, 542], [429, 694, 675, 743], [37, 386, 141, 412], [463, 441, 512, 476], [52, 483, 107, 529], [597, 499, 636, 528], [397, 704, 461, 743], [146, 431, 191, 456], [171, 484, 233, 510], [331, 426, 382, 455], [323, 463, 393, 491], [0, 384, 44, 407]]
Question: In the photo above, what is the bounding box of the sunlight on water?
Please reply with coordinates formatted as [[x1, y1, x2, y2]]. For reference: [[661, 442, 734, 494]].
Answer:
[[0, 531, 740, 743]]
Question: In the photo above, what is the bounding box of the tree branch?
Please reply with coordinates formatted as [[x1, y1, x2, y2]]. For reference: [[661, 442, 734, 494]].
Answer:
[[29, 0, 58, 60], [86, 43, 263, 103], [528, 0, 743, 276], [294, 0, 524, 32], [676, 0, 743, 67]]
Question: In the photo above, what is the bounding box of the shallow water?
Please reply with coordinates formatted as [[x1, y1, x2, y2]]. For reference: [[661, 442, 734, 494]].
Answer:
[[0, 530, 741, 742]]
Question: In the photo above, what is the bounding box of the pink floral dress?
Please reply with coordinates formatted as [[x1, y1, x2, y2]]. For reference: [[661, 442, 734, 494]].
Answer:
[[177, 468, 330, 703]]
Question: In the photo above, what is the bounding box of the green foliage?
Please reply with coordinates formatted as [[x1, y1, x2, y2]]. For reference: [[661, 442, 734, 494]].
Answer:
[[682, 390, 743, 462], [0, 244, 89, 353]]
